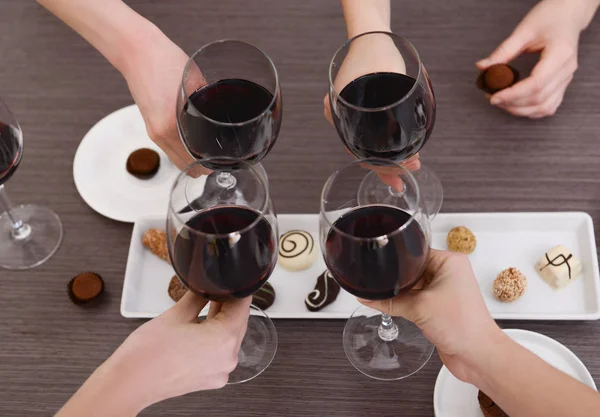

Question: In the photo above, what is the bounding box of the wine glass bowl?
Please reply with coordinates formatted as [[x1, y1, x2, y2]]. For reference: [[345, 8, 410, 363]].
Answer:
[[176, 40, 282, 172], [328, 32, 436, 162], [320, 158, 434, 380]]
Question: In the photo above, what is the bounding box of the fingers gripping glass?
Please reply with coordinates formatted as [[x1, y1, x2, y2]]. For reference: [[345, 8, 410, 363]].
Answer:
[[328, 32, 442, 217], [167, 159, 278, 383], [176, 39, 282, 193], [0, 98, 62, 270], [320, 158, 435, 380]]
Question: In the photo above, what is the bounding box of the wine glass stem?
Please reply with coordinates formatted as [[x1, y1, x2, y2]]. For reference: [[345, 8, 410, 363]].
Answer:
[[216, 172, 237, 189], [0, 185, 31, 241], [378, 313, 399, 342]]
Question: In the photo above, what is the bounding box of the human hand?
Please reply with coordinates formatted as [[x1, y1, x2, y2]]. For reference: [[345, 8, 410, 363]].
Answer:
[[360, 249, 504, 383], [476, 0, 597, 118], [121, 28, 205, 171], [107, 293, 251, 409]]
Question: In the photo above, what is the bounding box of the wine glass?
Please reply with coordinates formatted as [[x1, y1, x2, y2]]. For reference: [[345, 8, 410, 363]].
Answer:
[[176, 39, 282, 195], [0, 97, 62, 270], [167, 158, 278, 384], [328, 31, 442, 217], [319, 158, 435, 380]]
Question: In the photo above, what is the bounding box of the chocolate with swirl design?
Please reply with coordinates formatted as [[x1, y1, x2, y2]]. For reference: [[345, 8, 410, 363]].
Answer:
[[305, 270, 341, 312], [278, 230, 318, 272]]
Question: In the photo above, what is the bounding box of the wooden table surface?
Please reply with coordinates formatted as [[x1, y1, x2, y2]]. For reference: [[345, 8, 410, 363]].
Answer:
[[1, 0, 600, 415]]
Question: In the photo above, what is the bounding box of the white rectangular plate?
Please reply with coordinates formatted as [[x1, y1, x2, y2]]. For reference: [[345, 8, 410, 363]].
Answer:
[[121, 212, 600, 320]]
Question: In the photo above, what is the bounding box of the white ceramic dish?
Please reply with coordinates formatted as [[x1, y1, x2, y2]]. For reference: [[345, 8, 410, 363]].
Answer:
[[73, 105, 180, 223], [121, 212, 600, 320], [433, 329, 597, 417]]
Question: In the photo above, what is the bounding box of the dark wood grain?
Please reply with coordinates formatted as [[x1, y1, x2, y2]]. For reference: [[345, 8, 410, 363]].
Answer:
[[0, 0, 599, 415]]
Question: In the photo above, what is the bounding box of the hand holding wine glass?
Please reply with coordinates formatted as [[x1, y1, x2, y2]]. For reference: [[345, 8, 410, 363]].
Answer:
[[55, 292, 251, 416], [122, 30, 202, 171], [359, 249, 501, 383], [167, 159, 278, 384]]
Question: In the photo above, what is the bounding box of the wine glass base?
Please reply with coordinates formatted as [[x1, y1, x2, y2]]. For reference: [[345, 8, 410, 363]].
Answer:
[[0, 204, 63, 270], [357, 164, 443, 218], [198, 304, 277, 384], [343, 305, 434, 381]]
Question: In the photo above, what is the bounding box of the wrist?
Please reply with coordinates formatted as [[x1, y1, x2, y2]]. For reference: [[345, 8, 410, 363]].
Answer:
[[457, 325, 511, 386], [342, 0, 391, 38], [556, 0, 600, 31]]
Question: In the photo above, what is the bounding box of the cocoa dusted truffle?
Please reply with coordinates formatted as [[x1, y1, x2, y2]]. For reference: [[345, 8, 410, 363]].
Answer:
[[68, 272, 105, 305], [126, 148, 160, 179], [477, 64, 519, 94]]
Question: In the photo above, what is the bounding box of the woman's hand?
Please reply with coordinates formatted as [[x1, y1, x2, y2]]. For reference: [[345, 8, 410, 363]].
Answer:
[[56, 293, 251, 416], [477, 0, 599, 118], [360, 250, 503, 384]]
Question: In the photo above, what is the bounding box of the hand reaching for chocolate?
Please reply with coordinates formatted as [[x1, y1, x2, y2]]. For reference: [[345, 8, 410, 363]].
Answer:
[[476, 0, 599, 118]]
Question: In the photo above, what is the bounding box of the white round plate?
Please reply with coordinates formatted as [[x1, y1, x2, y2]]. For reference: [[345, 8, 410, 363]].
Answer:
[[73, 105, 180, 223], [433, 329, 597, 417]]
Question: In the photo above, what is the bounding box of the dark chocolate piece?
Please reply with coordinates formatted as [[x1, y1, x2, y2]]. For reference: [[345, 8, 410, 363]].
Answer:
[[126, 148, 160, 179], [476, 64, 519, 94], [252, 282, 276, 310], [478, 390, 509, 417], [68, 272, 105, 305], [305, 270, 340, 312], [168, 275, 188, 302]]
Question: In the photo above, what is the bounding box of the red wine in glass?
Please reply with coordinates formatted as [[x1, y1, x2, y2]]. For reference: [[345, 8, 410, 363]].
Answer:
[[181, 78, 281, 171], [331, 72, 435, 163], [0, 122, 22, 185], [325, 204, 428, 300], [171, 205, 276, 300]]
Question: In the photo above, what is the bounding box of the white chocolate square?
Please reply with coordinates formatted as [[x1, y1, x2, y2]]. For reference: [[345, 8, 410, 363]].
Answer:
[[535, 245, 582, 290]]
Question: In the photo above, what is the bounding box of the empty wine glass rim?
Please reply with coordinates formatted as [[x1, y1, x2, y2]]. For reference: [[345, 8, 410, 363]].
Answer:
[[168, 159, 271, 238], [320, 158, 421, 241], [180, 39, 280, 127], [328, 31, 423, 113]]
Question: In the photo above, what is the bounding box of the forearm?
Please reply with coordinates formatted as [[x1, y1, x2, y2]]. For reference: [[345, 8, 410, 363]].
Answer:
[[36, 0, 163, 76], [340, 0, 390, 38], [468, 333, 600, 417], [55, 357, 147, 417]]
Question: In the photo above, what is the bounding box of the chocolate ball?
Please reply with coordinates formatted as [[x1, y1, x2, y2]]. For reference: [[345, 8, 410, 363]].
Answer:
[[126, 148, 160, 179], [485, 64, 515, 91]]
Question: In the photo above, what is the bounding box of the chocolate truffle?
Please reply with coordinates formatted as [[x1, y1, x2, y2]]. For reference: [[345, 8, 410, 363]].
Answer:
[[126, 148, 160, 179], [68, 272, 105, 305], [494, 267, 527, 302], [252, 282, 276, 310], [168, 275, 187, 302], [305, 270, 341, 312], [478, 390, 509, 417], [477, 64, 519, 94], [142, 228, 170, 263], [446, 226, 477, 254]]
